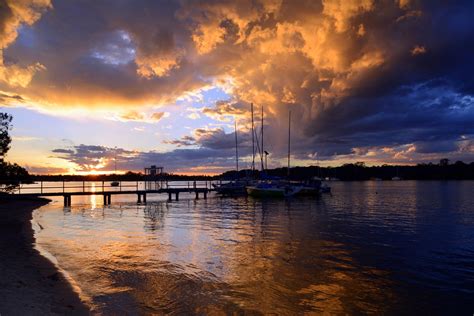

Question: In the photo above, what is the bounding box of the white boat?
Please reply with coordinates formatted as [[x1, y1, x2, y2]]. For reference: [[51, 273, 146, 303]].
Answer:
[[392, 167, 402, 180], [320, 183, 331, 193]]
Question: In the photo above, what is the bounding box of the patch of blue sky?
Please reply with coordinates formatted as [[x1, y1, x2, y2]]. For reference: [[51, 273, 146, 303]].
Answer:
[[5, 84, 234, 165], [90, 30, 136, 65], [174, 85, 234, 131], [6, 107, 164, 153], [14, 25, 37, 48]]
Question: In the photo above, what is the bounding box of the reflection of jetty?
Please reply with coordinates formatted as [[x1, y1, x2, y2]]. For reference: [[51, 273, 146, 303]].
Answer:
[[12, 180, 215, 206]]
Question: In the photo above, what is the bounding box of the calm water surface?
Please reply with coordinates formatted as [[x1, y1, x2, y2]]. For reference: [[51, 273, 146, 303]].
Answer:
[[33, 181, 474, 315]]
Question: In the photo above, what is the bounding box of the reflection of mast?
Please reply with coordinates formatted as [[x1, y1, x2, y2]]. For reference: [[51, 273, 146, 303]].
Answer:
[[260, 105, 264, 171], [264, 151, 269, 170], [234, 120, 239, 175], [251, 103, 255, 172], [287, 111, 291, 178]]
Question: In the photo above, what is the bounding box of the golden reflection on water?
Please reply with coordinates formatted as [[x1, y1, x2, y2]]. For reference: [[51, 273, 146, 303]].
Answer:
[[89, 182, 97, 209], [32, 182, 474, 314], [34, 197, 396, 314]]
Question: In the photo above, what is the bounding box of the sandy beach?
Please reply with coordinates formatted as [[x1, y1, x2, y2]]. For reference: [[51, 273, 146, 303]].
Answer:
[[0, 196, 89, 315]]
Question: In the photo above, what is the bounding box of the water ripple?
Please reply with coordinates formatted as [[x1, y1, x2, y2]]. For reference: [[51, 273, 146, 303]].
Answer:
[[33, 181, 474, 314]]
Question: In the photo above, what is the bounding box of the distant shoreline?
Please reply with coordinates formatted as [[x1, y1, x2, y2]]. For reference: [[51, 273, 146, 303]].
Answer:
[[3, 161, 470, 182], [0, 196, 89, 315]]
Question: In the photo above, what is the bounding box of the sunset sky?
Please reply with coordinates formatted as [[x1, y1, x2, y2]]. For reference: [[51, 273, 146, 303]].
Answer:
[[1, 0, 473, 175]]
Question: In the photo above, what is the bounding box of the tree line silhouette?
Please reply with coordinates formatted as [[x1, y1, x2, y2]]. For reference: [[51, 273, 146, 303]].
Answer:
[[5, 160, 474, 184], [220, 160, 474, 181]]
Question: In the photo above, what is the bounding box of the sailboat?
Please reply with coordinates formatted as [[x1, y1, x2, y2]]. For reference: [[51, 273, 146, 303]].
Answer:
[[111, 148, 120, 187], [392, 166, 402, 180], [213, 120, 249, 195], [247, 110, 302, 198]]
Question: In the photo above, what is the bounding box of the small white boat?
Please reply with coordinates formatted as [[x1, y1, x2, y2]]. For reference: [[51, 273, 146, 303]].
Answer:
[[320, 183, 331, 193]]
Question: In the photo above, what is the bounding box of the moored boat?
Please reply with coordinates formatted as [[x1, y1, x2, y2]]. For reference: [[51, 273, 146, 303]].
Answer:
[[246, 181, 302, 198], [320, 183, 331, 193], [213, 180, 250, 196], [297, 177, 322, 196]]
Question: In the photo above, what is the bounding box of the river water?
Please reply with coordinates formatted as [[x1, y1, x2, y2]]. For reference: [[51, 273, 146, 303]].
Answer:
[[32, 181, 474, 315]]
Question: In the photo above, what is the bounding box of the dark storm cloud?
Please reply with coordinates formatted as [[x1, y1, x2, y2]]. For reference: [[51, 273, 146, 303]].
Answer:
[[301, 82, 474, 156], [164, 127, 253, 155], [2, 0, 206, 107], [51, 148, 74, 154]]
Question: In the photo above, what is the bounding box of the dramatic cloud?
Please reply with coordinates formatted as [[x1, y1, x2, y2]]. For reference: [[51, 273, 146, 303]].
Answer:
[[116, 111, 169, 123], [0, 0, 51, 87], [51, 144, 238, 174], [3, 0, 474, 171], [202, 100, 248, 122], [164, 127, 252, 153]]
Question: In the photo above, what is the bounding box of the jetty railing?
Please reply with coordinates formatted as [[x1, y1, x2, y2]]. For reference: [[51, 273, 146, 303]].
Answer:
[[4, 179, 224, 206], [10, 180, 220, 195]]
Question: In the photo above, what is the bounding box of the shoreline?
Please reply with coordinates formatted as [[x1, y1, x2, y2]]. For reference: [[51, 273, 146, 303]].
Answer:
[[0, 196, 89, 315]]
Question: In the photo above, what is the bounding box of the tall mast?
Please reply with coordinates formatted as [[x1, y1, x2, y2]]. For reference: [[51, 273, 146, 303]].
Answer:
[[114, 146, 117, 174], [234, 120, 239, 175], [251, 102, 255, 172], [287, 111, 291, 178], [261, 105, 264, 171]]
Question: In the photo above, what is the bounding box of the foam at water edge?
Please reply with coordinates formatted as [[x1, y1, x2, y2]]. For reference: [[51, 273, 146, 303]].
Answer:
[[31, 210, 95, 312]]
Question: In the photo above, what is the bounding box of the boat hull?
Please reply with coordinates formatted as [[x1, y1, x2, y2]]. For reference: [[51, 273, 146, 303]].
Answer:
[[215, 186, 247, 196], [213, 182, 248, 196], [246, 186, 285, 198], [297, 187, 321, 196]]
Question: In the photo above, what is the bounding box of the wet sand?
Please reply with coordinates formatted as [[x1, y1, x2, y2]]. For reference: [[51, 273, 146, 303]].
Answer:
[[0, 196, 89, 315]]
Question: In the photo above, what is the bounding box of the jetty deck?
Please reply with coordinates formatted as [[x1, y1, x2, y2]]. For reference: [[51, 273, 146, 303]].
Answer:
[[11, 181, 217, 206]]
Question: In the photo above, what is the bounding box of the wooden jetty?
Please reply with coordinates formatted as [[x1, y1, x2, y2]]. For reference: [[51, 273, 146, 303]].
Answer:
[[11, 181, 217, 206]]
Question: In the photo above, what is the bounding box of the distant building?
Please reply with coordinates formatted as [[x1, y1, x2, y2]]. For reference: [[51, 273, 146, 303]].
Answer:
[[144, 165, 164, 190], [144, 165, 163, 176], [439, 158, 450, 166]]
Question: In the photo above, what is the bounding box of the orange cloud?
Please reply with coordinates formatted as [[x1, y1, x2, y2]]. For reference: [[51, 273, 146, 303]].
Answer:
[[6, 0, 470, 168], [411, 45, 426, 56], [117, 111, 169, 123], [0, 0, 51, 88], [322, 0, 374, 33], [0, 51, 45, 87]]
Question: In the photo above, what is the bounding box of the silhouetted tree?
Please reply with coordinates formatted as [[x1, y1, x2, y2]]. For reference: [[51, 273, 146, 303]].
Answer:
[[0, 113, 13, 161], [0, 113, 30, 192]]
